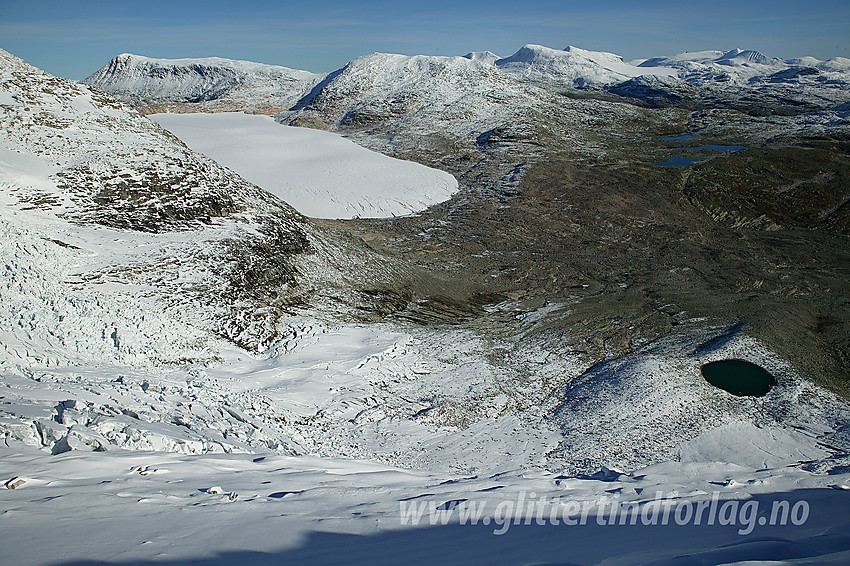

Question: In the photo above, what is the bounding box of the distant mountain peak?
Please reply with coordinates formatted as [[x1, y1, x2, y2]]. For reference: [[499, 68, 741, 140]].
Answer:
[[82, 53, 324, 113], [463, 51, 499, 64], [716, 48, 777, 66], [495, 43, 676, 87]]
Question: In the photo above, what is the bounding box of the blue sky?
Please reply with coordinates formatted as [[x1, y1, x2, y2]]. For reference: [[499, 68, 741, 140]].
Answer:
[[1, 0, 849, 78]]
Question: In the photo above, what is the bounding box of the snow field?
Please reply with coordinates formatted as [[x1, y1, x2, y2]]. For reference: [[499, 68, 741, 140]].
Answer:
[[150, 112, 459, 219], [2, 441, 850, 564]]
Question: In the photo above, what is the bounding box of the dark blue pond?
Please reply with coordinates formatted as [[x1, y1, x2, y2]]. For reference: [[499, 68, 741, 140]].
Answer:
[[660, 134, 700, 141], [654, 156, 710, 167], [680, 145, 747, 152], [701, 359, 776, 397], [655, 139, 747, 166]]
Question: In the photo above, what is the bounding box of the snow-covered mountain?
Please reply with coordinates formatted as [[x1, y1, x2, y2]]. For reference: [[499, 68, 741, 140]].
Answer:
[[285, 50, 540, 141], [85, 44, 850, 117], [0, 47, 417, 355], [637, 47, 850, 90], [494, 44, 677, 87], [81, 43, 850, 177], [638, 47, 843, 73], [84, 44, 675, 112], [83, 53, 325, 113], [280, 46, 680, 172]]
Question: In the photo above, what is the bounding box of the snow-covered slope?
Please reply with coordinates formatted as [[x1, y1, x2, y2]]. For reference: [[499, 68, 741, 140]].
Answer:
[[150, 112, 458, 219], [83, 53, 324, 113], [4, 436, 850, 565], [1, 50, 304, 233], [3, 300, 850, 564]]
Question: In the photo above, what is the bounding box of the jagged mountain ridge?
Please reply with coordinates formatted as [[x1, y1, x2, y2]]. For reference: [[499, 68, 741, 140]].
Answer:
[[84, 44, 673, 110], [85, 43, 850, 117]]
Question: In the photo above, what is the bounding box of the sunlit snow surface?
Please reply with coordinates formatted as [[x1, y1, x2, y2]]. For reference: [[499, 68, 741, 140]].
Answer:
[[150, 112, 458, 219], [4, 442, 850, 565]]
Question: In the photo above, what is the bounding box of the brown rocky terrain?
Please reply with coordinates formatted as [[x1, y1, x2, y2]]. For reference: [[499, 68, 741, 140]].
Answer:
[[312, 111, 850, 396]]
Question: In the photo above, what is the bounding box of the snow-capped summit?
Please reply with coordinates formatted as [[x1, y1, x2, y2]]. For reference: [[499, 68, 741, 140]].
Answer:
[[84, 43, 850, 120], [785, 55, 823, 67], [83, 53, 324, 112], [286, 49, 527, 139], [821, 57, 850, 72], [638, 48, 782, 69], [638, 50, 727, 67], [495, 43, 676, 87], [462, 50, 500, 64], [715, 48, 780, 66]]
